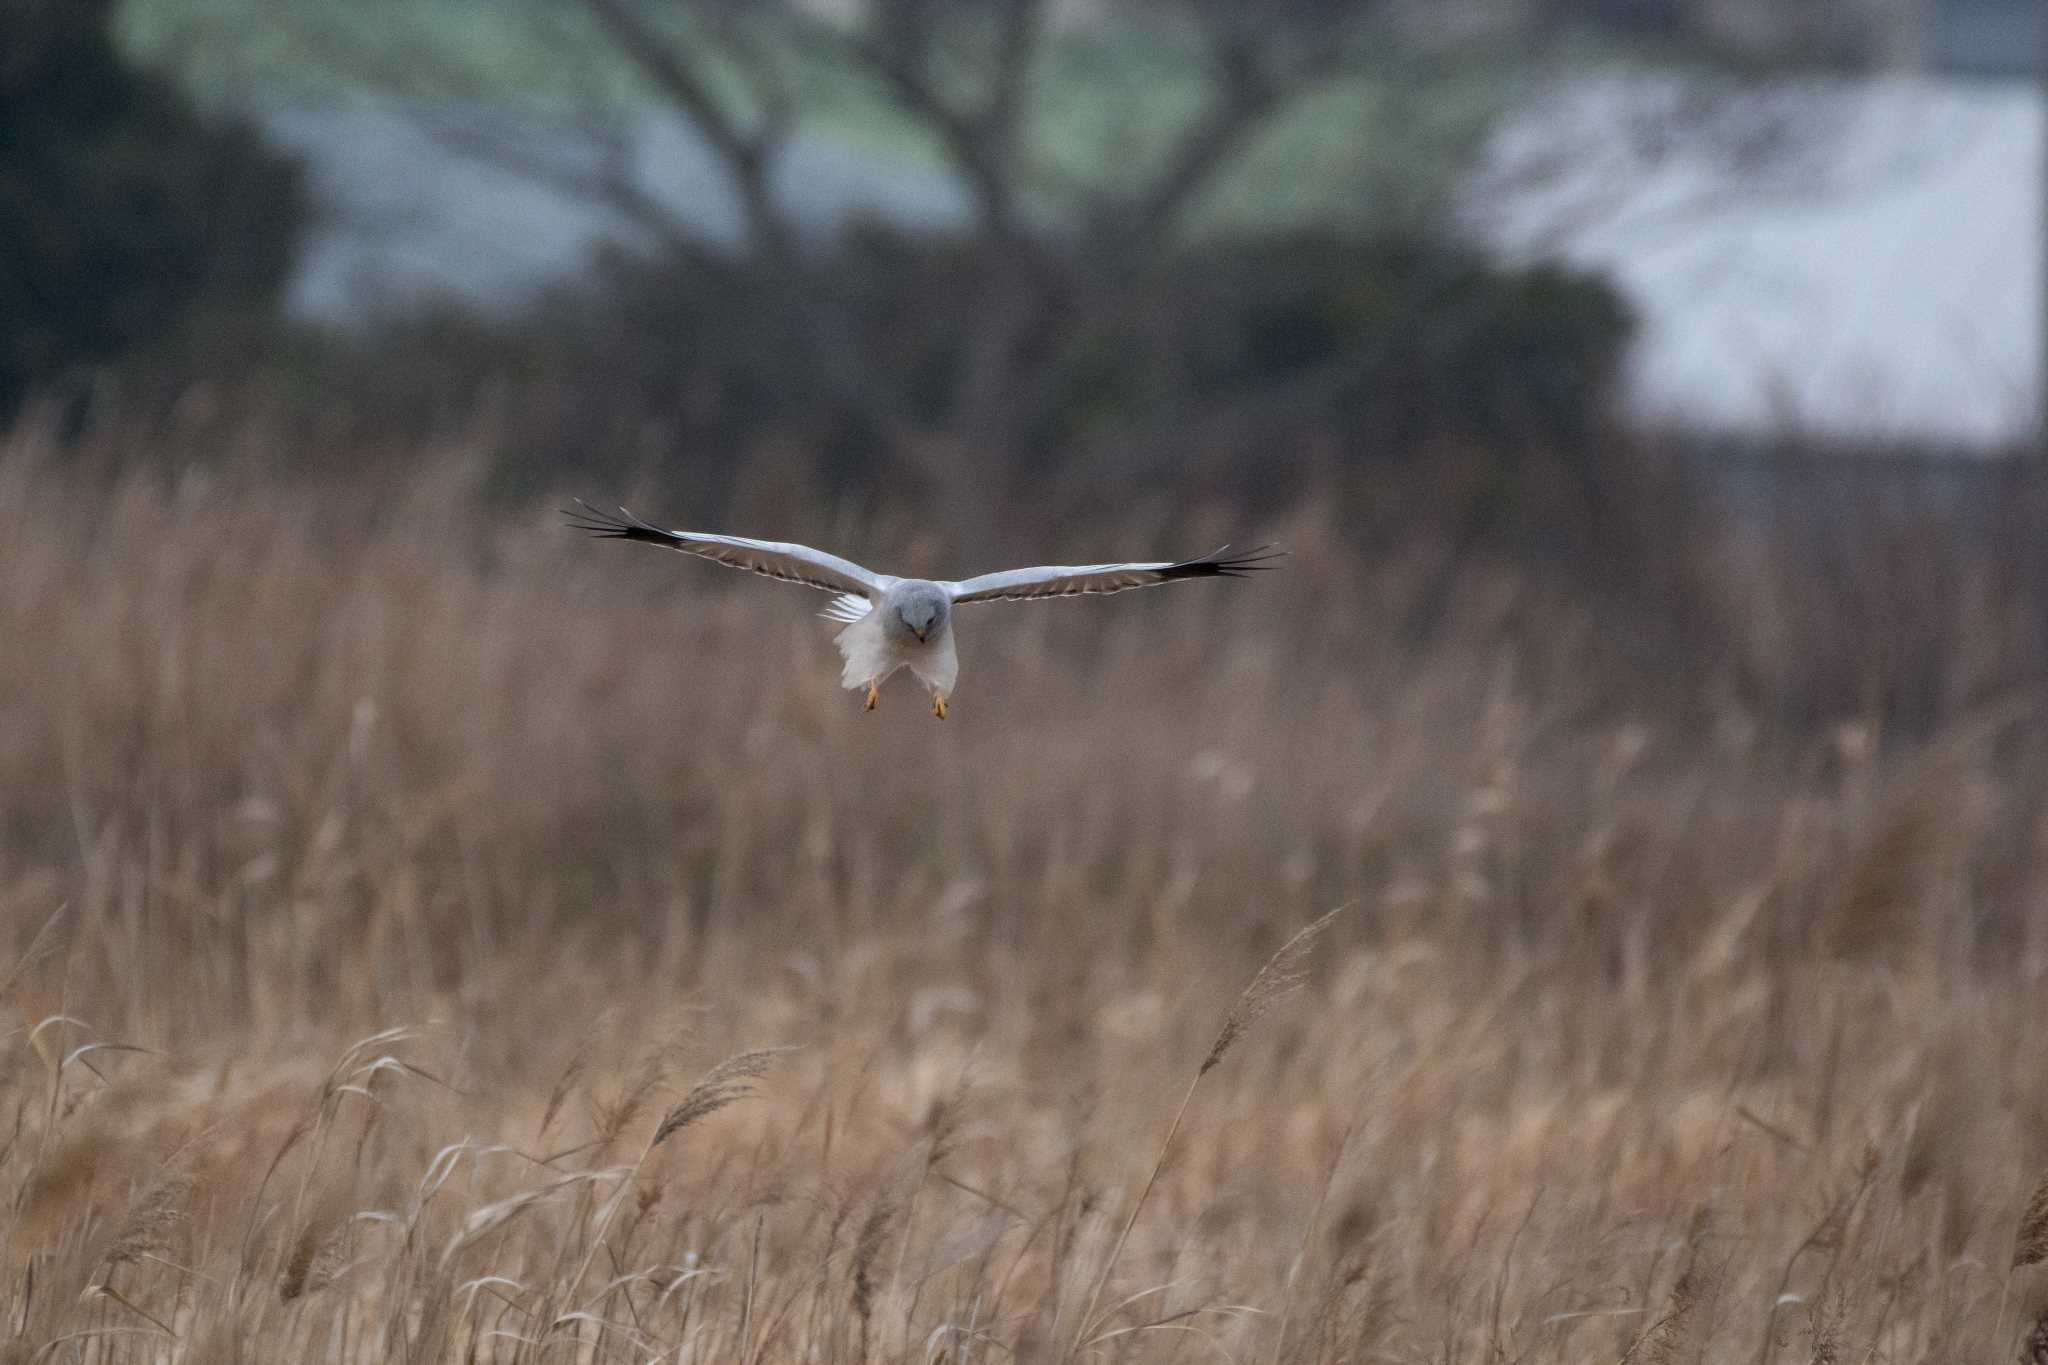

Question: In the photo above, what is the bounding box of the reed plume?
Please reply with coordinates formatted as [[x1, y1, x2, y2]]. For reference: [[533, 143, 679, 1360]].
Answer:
[[1074, 905, 1347, 1356]]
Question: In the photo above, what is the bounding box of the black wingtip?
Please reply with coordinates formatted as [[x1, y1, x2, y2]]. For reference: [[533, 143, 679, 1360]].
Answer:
[[562, 499, 671, 542], [1167, 543, 1288, 580], [561, 497, 622, 535], [1219, 543, 1287, 576]]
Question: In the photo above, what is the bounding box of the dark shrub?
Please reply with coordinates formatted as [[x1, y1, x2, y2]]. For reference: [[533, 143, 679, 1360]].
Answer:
[[103, 213, 1629, 557], [490, 225, 1633, 494], [1173, 233, 1634, 445]]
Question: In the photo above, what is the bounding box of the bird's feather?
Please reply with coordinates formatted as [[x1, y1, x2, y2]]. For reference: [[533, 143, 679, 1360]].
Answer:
[[944, 547, 1284, 604], [821, 593, 873, 623], [563, 501, 889, 598]]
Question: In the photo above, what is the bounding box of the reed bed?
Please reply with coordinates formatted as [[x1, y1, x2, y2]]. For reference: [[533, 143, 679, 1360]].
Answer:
[[1, 426, 2046, 1363]]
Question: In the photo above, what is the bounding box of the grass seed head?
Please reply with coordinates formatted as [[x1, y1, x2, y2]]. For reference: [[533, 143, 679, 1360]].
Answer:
[[1202, 905, 1346, 1075], [851, 1198, 895, 1326], [2016, 1171, 2048, 1270], [98, 1166, 197, 1278], [1, 903, 70, 999], [651, 1048, 787, 1150]]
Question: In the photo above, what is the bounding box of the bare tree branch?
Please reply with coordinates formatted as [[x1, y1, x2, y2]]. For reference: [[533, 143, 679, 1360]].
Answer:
[[787, 0, 1066, 446], [985, 0, 1046, 173], [708, 6, 800, 152], [811, 2, 1048, 255], [575, 0, 795, 263], [408, 108, 736, 273], [554, 0, 1396, 460], [1111, 10, 1363, 252]]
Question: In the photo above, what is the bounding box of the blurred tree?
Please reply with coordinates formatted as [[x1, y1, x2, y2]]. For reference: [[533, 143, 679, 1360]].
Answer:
[[98, 0, 1630, 545], [534, 3, 1629, 491], [0, 0, 306, 420], [561, 0, 1367, 441]]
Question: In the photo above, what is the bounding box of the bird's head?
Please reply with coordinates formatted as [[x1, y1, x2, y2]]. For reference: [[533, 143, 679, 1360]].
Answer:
[[892, 583, 949, 643]]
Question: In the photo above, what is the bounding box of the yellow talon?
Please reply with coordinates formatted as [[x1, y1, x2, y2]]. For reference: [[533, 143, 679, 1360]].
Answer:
[[864, 680, 878, 711], [931, 693, 947, 720]]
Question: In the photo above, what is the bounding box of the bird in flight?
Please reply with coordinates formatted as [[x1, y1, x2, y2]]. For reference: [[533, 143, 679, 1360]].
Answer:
[[565, 501, 1281, 719]]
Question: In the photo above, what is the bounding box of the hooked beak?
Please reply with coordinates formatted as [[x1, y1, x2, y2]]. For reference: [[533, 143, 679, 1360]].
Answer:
[[912, 626, 928, 642]]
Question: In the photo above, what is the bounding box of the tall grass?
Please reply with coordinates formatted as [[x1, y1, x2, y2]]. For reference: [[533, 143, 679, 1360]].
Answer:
[[2, 422, 2047, 1363]]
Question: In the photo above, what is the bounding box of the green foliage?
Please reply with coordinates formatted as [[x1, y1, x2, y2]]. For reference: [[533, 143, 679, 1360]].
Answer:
[[0, 0, 306, 417]]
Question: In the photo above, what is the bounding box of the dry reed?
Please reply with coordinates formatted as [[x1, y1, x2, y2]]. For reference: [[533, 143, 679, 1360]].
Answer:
[[0, 428, 2044, 1362]]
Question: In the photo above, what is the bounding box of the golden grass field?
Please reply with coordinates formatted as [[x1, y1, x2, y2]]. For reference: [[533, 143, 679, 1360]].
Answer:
[[2, 428, 2047, 1364]]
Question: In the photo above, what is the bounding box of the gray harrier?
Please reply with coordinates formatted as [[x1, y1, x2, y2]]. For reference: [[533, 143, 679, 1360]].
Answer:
[[566, 501, 1281, 719]]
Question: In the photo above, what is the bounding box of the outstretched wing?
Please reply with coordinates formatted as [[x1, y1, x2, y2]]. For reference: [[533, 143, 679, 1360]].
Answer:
[[564, 501, 890, 597], [945, 546, 1283, 604]]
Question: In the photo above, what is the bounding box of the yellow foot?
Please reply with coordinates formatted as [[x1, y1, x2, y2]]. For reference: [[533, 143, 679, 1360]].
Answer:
[[931, 693, 947, 720], [864, 680, 879, 711]]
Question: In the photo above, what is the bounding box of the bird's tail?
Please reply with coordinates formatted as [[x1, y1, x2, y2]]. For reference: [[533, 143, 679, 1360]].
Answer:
[[821, 593, 872, 624], [833, 609, 894, 690]]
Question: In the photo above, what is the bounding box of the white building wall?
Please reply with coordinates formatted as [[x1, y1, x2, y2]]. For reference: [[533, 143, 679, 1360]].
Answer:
[[1468, 73, 2043, 447]]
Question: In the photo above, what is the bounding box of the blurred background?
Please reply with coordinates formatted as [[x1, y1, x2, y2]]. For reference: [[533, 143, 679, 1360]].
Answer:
[[12, 0, 2045, 480], [5, 3, 2048, 1362], [7, 0, 2047, 714]]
